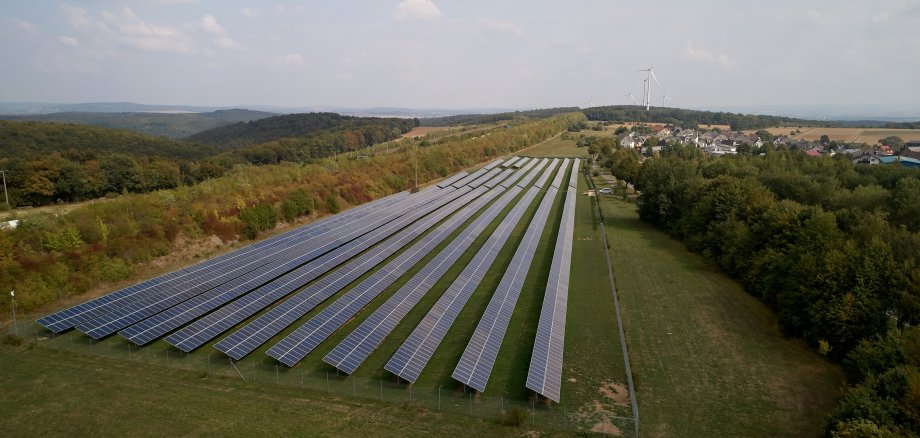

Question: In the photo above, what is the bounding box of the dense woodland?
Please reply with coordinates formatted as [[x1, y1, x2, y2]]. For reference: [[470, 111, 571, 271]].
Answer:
[[599, 140, 920, 436], [583, 105, 838, 130], [420, 107, 579, 127], [0, 109, 276, 138], [0, 113, 580, 319], [0, 114, 418, 207], [186, 112, 416, 150]]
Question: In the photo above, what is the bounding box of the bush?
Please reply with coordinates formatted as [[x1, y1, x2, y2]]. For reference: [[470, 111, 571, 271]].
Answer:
[[239, 203, 278, 239], [2, 333, 23, 346]]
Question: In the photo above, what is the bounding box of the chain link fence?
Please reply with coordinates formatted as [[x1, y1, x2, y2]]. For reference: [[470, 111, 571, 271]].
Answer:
[[5, 319, 635, 436]]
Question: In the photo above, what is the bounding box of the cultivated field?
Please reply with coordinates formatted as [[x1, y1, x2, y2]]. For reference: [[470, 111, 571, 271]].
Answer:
[[749, 127, 920, 144], [591, 184, 844, 437]]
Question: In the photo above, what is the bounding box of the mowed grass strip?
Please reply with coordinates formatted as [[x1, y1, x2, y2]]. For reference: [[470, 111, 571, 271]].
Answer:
[[0, 345, 520, 437], [595, 187, 844, 437]]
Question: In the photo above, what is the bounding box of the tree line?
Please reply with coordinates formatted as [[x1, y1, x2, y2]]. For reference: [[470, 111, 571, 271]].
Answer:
[[583, 105, 837, 131], [615, 145, 920, 436]]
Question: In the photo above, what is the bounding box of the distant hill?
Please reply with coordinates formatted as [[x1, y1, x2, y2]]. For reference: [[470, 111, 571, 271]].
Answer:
[[0, 101, 223, 114], [0, 120, 216, 160], [0, 109, 277, 138], [420, 107, 580, 127], [582, 105, 839, 130], [187, 112, 416, 150]]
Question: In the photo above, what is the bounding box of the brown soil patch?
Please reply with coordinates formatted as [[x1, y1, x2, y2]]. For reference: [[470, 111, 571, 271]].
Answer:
[[599, 381, 629, 407], [592, 420, 622, 435], [401, 126, 447, 139]]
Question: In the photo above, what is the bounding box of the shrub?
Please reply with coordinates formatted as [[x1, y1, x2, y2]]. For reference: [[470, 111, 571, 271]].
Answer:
[[503, 407, 526, 427]]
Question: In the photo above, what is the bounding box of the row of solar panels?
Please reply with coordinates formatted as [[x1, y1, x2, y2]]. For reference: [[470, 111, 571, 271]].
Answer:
[[39, 156, 580, 402]]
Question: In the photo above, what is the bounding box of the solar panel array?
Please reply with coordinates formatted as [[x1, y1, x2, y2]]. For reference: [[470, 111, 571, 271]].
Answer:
[[526, 159, 579, 402], [452, 160, 562, 392], [37, 192, 408, 333], [267, 182, 507, 366], [38, 155, 586, 404], [383, 164, 556, 383], [323, 161, 545, 374], [81, 187, 450, 340], [122, 186, 468, 347]]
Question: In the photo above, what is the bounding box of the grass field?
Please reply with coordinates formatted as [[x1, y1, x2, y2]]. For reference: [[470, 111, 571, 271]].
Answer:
[[523, 136, 589, 158], [0, 344, 522, 437], [592, 185, 845, 437], [749, 127, 920, 144]]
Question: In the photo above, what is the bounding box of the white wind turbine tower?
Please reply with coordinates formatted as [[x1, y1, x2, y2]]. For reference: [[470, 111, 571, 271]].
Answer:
[[619, 92, 638, 105], [637, 67, 658, 111]]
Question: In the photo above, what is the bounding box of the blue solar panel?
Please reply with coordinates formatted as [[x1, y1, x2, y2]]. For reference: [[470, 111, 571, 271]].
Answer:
[[482, 159, 504, 170], [78, 187, 450, 339], [568, 158, 581, 188], [266, 185, 504, 366], [466, 167, 502, 188], [515, 158, 547, 189], [533, 159, 559, 189], [550, 158, 570, 189], [324, 176, 530, 374], [155, 186, 467, 352], [452, 164, 562, 392], [436, 171, 468, 188], [37, 191, 409, 333], [526, 166, 577, 402], [208, 186, 480, 360], [384, 184, 544, 383]]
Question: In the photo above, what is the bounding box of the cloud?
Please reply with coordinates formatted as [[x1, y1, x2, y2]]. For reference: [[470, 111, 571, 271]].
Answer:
[[215, 36, 245, 50], [13, 18, 35, 30], [275, 53, 304, 65], [91, 7, 193, 53], [57, 36, 80, 47], [200, 14, 225, 35], [241, 7, 254, 18], [684, 42, 733, 68], [394, 0, 442, 21], [477, 18, 523, 41]]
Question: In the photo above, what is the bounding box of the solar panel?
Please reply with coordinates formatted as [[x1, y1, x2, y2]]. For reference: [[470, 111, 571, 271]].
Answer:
[[324, 177, 529, 374], [157, 185, 469, 352], [512, 157, 529, 168], [209, 185, 481, 360], [533, 159, 560, 189], [384, 184, 544, 383], [515, 159, 548, 189], [466, 167, 502, 188], [525, 182, 577, 403], [568, 158, 581, 188], [79, 186, 452, 340], [550, 158, 570, 189], [122, 186, 475, 345], [482, 159, 504, 170], [502, 156, 520, 168], [449, 168, 487, 188], [452, 164, 562, 392], [266, 185, 505, 366], [37, 191, 410, 333], [481, 168, 515, 189], [437, 171, 468, 188]]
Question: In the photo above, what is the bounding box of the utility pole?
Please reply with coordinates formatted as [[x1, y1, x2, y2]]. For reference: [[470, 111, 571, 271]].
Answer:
[[10, 290, 17, 336], [1, 170, 9, 208], [415, 143, 419, 190]]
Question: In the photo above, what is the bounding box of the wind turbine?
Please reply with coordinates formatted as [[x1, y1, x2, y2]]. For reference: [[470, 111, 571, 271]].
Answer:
[[637, 67, 658, 111], [618, 92, 638, 105]]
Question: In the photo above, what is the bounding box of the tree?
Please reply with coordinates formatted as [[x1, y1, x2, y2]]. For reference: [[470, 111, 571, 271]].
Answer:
[[880, 136, 905, 152], [820, 134, 831, 146]]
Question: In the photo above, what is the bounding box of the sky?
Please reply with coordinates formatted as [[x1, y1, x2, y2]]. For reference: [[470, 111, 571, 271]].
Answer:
[[1, 0, 919, 112]]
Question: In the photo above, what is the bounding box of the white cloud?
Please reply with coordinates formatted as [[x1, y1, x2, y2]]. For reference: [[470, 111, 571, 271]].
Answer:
[[241, 7, 254, 18], [14, 18, 35, 30], [394, 0, 442, 21], [275, 53, 304, 65], [200, 14, 225, 35], [57, 36, 80, 47], [215, 36, 245, 50], [684, 42, 732, 68]]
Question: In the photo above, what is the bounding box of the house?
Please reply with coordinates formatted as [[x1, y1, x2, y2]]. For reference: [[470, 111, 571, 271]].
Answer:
[[905, 141, 920, 152], [877, 145, 895, 155], [805, 149, 822, 157], [618, 132, 636, 149], [852, 152, 882, 165]]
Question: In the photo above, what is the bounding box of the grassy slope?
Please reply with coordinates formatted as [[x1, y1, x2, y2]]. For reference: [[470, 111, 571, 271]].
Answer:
[[0, 345, 520, 437], [594, 185, 844, 437]]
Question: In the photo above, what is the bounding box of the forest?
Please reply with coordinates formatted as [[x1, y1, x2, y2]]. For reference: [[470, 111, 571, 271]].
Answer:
[[0, 113, 581, 321], [420, 107, 579, 127], [583, 105, 836, 130], [0, 109, 276, 139], [0, 114, 417, 207], [604, 142, 920, 436]]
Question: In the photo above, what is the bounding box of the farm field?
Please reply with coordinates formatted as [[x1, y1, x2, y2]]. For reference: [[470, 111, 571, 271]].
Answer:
[[593, 186, 844, 437], [750, 127, 920, 144]]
